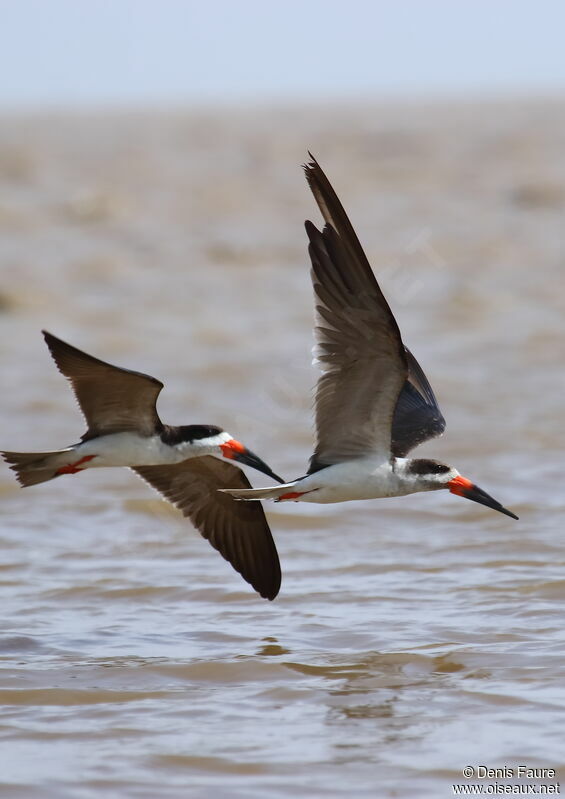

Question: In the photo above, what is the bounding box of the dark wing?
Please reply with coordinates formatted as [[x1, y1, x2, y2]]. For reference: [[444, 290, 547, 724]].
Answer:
[[132, 457, 281, 601], [304, 157, 408, 469], [391, 347, 446, 457], [43, 331, 164, 438]]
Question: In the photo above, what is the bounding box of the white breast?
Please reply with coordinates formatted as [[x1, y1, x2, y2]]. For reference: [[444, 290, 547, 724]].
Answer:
[[76, 433, 220, 468], [295, 458, 406, 504]]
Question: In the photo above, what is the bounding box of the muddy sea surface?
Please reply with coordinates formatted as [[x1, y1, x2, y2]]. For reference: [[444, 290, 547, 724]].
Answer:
[[0, 99, 564, 797]]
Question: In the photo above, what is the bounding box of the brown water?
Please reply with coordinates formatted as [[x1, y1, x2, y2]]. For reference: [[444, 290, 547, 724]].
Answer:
[[0, 99, 564, 798]]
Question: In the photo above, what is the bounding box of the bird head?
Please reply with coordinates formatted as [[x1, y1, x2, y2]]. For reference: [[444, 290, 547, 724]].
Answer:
[[403, 458, 518, 519], [219, 437, 284, 484], [172, 425, 284, 484]]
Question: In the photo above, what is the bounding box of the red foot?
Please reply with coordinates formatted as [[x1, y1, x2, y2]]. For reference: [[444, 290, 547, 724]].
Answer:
[[277, 491, 307, 501], [56, 455, 96, 475]]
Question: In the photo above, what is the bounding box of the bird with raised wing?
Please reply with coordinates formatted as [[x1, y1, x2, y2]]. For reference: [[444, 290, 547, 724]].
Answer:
[[1, 332, 284, 600], [221, 156, 518, 521]]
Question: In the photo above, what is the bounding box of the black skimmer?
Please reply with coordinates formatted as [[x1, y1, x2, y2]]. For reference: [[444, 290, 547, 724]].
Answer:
[[1, 331, 284, 600], [222, 156, 518, 521]]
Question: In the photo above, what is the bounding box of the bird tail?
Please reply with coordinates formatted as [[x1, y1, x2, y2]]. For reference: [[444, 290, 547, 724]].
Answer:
[[1, 448, 75, 487], [219, 480, 300, 502]]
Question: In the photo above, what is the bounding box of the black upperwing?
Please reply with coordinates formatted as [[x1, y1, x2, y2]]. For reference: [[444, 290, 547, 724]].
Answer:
[[391, 347, 446, 457]]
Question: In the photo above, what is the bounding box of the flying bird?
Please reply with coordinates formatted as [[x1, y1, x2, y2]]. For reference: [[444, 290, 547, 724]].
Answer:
[[1, 331, 284, 600], [221, 156, 518, 521]]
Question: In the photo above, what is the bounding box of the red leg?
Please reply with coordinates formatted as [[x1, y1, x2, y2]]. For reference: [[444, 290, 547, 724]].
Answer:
[[56, 455, 96, 476], [276, 490, 312, 502]]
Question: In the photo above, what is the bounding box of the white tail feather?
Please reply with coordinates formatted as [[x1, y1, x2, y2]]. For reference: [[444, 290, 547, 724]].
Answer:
[[219, 480, 299, 501]]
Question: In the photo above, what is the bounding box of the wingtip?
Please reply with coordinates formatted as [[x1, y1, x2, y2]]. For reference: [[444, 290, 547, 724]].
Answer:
[[42, 329, 65, 351], [303, 151, 319, 178], [257, 574, 281, 601], [248, 558, 281, 601], [41, 329, 63, 361]]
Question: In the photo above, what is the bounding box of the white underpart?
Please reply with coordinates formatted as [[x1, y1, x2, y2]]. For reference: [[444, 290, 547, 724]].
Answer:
[[224, 458, 460, 504], [282, 458, 412, 504], [296, 458, 460, 503], [65, 431, 233, 469]]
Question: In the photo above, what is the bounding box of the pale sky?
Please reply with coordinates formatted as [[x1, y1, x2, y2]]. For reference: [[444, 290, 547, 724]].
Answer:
[[1, 0, 564, 108]]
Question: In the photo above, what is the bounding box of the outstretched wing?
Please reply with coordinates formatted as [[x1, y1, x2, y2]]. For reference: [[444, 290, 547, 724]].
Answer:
[[391, 348, 446, 457], [132, 457, 281, 600], [304, 157, 407, 470], [43, 331, 163, 438]]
